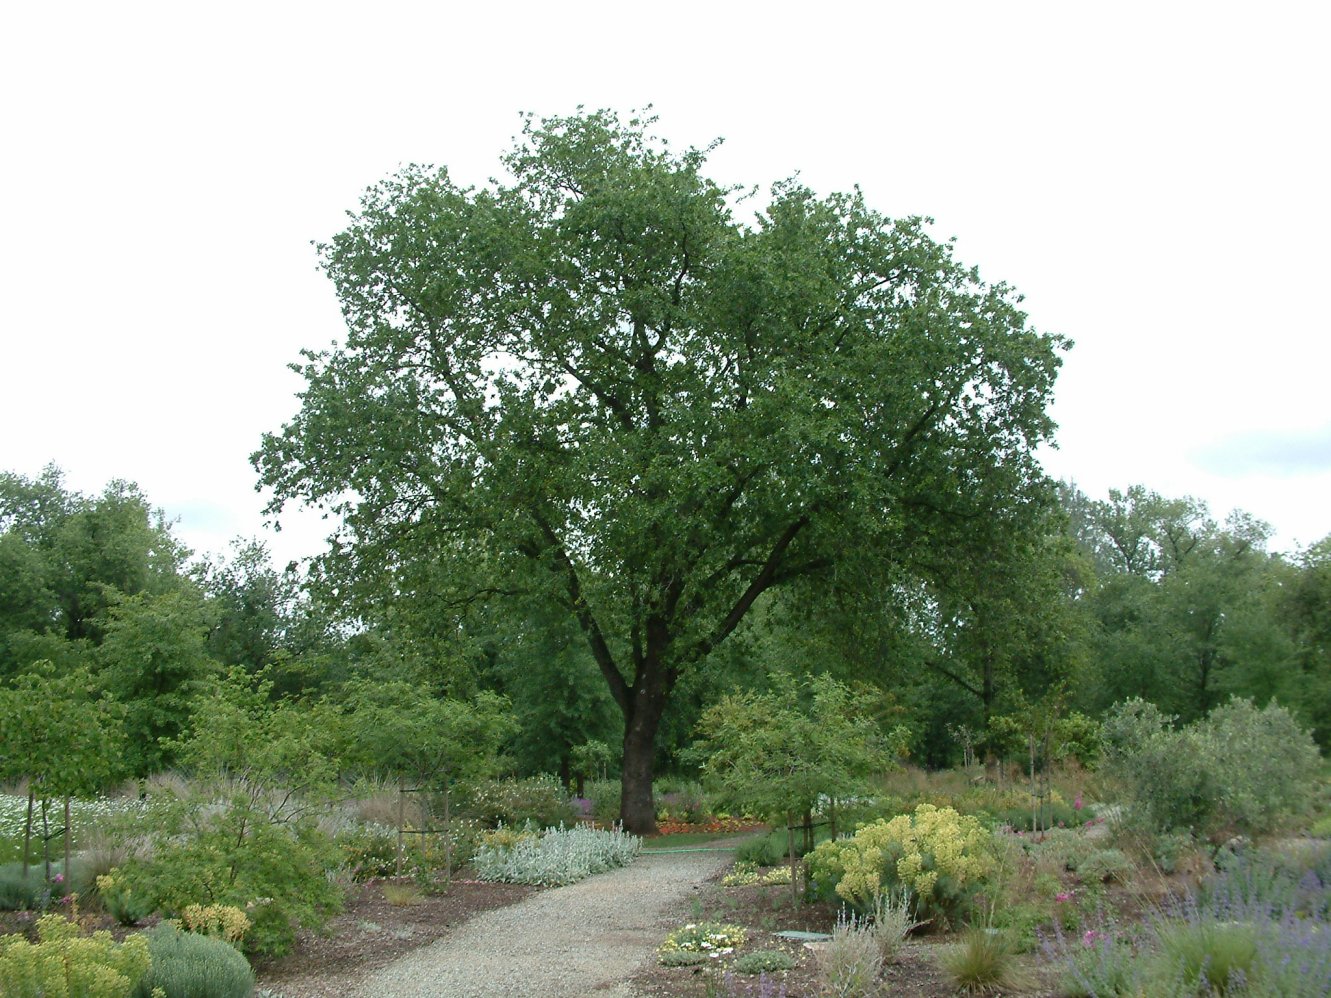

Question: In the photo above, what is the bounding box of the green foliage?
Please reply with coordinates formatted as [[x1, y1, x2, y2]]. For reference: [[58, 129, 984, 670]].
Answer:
[[95, 871, 156, 926], [1102, 696, 1320, 840], [255, 108, 1067, 833], [0, 914, 151, 998], [807, 804, 994, 925], [1076, 849, 1133, 884], [462, 775, 574, 829], [734, 831, 787, 867], [658, 949, 711, 967], [335, 823, 401, 881], [95, 589, 221, 776], [581, 779, 622, 824], [692, 674, 895, 824], [0, 864, 41, 911], [336, 680, 516, 788], [0, 467, 188, 657], [0, 663, 125, 798], [730, 949, 796, 975], [114, 817, 341, 957], [570, 740, 614, 782], [115, 673, 345, 956], [132, 923, 254, 998]]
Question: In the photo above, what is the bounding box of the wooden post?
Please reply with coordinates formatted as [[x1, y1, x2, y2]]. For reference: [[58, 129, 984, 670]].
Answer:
[[21, 790, 34, 880], [443, 779, 453, 883], [40, 796, 51, 881], [396, 776, 405, 878], [1029, 733, 1038, 834], [787, 812, 799, 906], [63, 797, 71, 885]]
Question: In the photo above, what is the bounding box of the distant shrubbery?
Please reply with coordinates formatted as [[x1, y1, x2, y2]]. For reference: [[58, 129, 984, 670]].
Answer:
[[1102, 696, 1319, 840], [462, 775, 575, 829]]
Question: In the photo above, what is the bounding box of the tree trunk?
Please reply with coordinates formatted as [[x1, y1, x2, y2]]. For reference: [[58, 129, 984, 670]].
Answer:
[[22, 791, 33, 880], [619, 687, 667, 835], [63, 797, 71, 885]]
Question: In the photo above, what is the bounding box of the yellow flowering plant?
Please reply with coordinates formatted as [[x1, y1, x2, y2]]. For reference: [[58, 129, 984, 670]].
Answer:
[[180, 903, 251, 945], [807, 803, 995, 926]]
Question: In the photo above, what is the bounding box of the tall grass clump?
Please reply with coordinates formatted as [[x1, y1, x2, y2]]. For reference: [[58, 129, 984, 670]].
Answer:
[[816, 909, 882, 998], [132, 923, 255, 998], [940, 927, 1029, 995], [472, 824, 640, 886]]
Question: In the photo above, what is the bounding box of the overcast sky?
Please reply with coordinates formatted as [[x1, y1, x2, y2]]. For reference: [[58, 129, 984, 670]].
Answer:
[[2, 1, 1327, 567]]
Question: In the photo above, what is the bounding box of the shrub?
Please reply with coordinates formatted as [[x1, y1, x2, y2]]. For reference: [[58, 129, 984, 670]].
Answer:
[[656, 781, 708, 824], [806, 804, 994, 926], [1201, 841, 1331, 921], [583, 780, 622, 824], [816, 909, 881, 998], [723, 861, 793, 887], [336, 822, 401, 880], [736, 826, 829, 867], [462, 775, 574, 829], [1076, 849, 1134, 885], [1102, 697, 1320, 841], [0, 864, 41, 912], [736, 830, 786, 867], [96, 870, 156, 926], [0, 914, 151, 998], [659, 948, 711, 967], [731, 949, 796, 974], [472, 824, 640, 886], [132, 923, 254, 998], [113, 818, 341, 957], [659, 921, 746, 959], [178, 904, 250, 945], [991, 799, 1081, 832], [1045, 854, 1331, 998], [1018, 826, 1095, 875], [870, 890, 920, 963]]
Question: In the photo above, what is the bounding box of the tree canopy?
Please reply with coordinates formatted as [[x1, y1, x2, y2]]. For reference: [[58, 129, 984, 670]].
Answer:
[[255, 109, 1068, 832]]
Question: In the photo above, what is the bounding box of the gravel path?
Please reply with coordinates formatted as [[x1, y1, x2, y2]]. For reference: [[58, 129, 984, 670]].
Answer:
[[356, 847, 737, 997]]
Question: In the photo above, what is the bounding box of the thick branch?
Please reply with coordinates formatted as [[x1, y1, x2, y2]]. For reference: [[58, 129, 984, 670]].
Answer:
[[687, 515, 810, 664], [529, 509, 632, 712]]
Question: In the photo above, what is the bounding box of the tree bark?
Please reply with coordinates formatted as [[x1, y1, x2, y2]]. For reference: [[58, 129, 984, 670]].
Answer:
[[619, 684, 667, 835]]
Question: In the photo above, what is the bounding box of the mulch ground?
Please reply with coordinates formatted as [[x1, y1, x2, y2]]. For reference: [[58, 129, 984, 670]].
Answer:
[[253, 878, 537, 993]]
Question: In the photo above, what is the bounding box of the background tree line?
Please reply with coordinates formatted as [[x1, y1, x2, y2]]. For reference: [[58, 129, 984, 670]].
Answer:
[[2, 464, 1327, 795]]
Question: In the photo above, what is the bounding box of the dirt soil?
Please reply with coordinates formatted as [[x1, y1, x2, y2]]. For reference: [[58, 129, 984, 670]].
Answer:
[[253, 879, 536, 997]]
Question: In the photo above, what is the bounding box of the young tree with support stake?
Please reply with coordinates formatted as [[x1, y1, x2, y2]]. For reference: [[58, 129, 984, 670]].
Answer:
[[255, 109, 1066, 834]]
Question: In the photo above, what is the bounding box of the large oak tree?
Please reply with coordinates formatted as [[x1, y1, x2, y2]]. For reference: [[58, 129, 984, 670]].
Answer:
[[255, 110, 1066, 833]]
